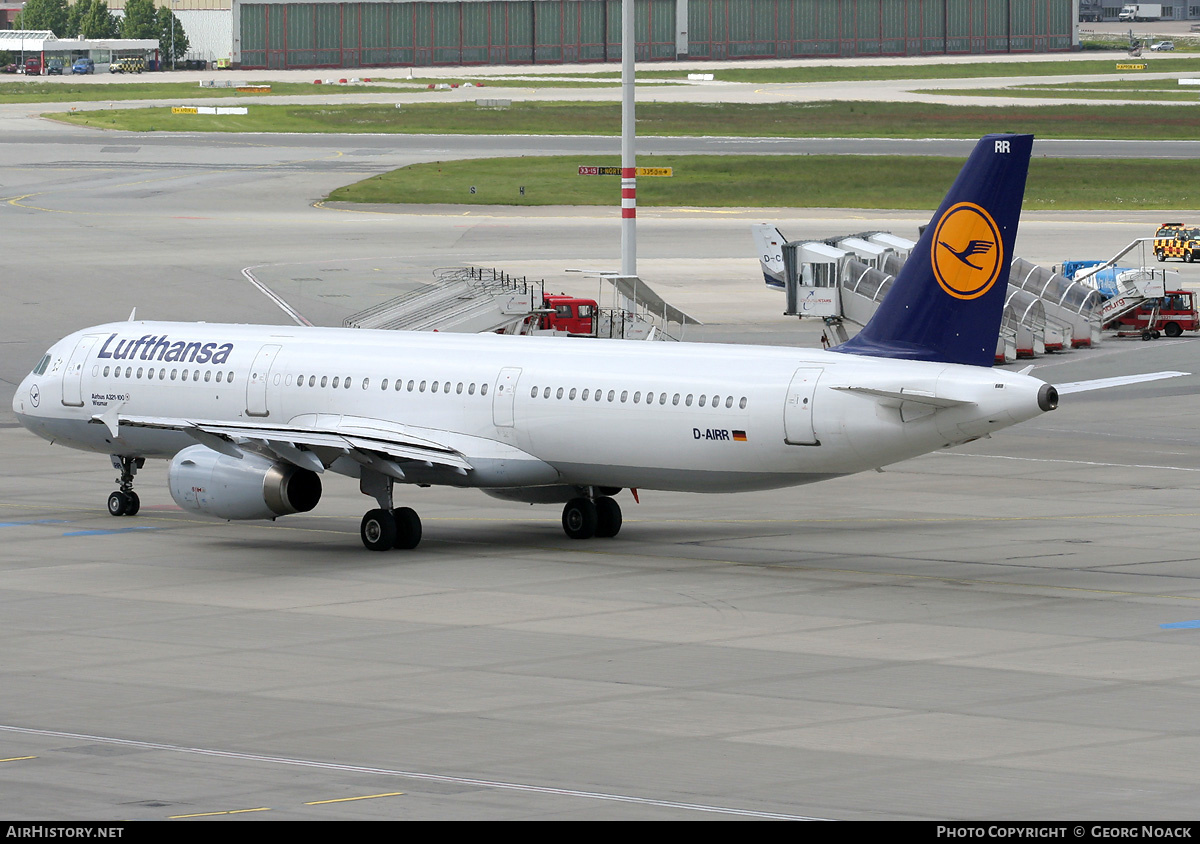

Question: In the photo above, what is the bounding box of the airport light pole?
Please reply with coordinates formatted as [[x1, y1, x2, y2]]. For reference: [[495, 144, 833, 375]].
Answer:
[[620, 0, 635, 279]]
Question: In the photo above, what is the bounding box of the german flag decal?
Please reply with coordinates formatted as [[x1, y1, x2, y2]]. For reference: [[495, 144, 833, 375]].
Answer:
[[732, 430, 748, 442]]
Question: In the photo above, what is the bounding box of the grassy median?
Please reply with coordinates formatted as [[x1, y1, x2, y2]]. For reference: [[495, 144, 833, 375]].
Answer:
[[325, 154, 1200, 211], [49, 99, 1200, 140]]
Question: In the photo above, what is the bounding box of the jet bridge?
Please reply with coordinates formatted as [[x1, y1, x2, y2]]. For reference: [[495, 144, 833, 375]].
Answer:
[[1005, 288, 1048, 358], [766, 225, 1106, 359], [838, 259, 1022, 362], [781, 242, 843, 318], [1009, 259, 1104, 348]]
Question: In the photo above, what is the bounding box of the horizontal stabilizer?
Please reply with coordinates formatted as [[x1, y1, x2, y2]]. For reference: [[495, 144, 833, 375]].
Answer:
[[1054, 371, 1190, 395], [832, 386, 974, 409]]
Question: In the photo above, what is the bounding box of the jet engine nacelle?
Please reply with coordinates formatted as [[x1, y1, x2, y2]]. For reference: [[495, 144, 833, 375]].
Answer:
[[168, 444, 322, 521]]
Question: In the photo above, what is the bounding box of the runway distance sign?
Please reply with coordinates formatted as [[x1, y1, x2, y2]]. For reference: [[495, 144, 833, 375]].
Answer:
[[578, 166, 673, 177]]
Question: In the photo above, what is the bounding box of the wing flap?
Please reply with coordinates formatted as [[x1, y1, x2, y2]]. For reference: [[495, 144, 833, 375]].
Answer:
[[113, 415, 474, 472]]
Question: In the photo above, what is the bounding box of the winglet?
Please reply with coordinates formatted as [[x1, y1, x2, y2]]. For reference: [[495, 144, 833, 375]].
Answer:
[[127, 307, 137, 322], [834, 134, 1033, 367]]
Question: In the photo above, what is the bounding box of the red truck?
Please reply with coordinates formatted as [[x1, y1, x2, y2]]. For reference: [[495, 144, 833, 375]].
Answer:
[[1110, 290, 1200, 339], [536, 294, 598, 335]]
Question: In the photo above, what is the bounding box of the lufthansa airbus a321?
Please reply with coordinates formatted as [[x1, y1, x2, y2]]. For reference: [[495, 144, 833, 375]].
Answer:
[[11, 135, 1182, 551]]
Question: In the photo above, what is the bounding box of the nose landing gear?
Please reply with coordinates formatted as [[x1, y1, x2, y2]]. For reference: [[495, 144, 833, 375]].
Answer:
[[107, 455, 144, 517]]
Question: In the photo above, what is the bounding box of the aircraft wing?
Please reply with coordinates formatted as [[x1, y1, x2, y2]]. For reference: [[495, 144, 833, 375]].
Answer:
[[1053, 370, 1190, 395], [109, 413, 473, 477]]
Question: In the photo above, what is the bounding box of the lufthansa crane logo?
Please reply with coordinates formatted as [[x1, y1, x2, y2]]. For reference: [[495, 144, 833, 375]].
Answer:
[[931, 202, 1003, 300]]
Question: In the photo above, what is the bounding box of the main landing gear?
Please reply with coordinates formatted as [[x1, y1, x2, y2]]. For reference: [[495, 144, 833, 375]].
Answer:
[[561, 495, 622, 540], [107, 455, 144, 517], [358, 469, 422, 552], [360, 506, 422, 552]]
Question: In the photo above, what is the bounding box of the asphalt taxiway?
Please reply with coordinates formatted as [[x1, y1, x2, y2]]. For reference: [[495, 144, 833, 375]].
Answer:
[[2, 122, 1200, 820]]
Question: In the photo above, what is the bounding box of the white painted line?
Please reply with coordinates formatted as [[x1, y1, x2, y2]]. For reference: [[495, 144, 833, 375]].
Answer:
[[0, 723, 830, 820], [241, 267, 312, 327]]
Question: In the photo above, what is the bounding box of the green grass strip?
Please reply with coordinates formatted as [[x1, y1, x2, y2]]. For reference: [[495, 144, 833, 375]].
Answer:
[[0, 76, 659, 103], [599, 56, 1200, 82], [0, 80, 405, 103], [48, 99, 1200, 140], [326, 154, 1200, 211]]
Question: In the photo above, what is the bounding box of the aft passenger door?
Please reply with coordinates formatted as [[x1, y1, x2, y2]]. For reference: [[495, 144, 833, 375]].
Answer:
[[245, 344, 281, 417], [783, 367, 823, 446]]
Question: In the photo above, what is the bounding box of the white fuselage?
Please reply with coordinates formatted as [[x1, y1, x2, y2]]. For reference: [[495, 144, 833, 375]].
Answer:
[[13, 321, 1050, 495]]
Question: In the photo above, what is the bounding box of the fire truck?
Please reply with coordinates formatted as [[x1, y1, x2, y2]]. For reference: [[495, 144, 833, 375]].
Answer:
[[1109, 290, 1200, 339], [1153, 223, 1200, 263]]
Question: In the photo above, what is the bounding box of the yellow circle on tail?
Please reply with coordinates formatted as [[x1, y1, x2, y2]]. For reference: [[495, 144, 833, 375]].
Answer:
[[930, 202, 1003, 300]]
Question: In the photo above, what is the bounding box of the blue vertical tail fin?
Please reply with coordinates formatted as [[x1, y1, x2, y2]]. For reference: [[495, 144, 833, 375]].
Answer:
[[834, 134, 1032, 367]]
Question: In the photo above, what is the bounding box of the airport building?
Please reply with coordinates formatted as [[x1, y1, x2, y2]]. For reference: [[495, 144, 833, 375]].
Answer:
[[86, 0, 1083, 69]]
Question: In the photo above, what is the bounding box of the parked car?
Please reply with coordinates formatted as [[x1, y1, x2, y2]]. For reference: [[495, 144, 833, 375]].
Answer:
[[46, 59, 64, 75], [71, 58, 94, 75], [1150, 40, 1175, 51], [23, 56, 41, 75]]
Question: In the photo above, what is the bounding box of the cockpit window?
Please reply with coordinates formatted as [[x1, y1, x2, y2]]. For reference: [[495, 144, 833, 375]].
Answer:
[[33, 354, 51, 376]]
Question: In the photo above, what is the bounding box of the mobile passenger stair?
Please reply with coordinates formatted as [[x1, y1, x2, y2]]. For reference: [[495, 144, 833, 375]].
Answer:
[[344, 267, 541, 334], [343, 267, 692, 341]]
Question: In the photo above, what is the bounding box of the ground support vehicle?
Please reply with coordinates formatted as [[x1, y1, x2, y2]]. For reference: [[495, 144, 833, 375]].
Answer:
[[1153, 223, 1200, 262], [1108, 290, 1199, 339], [533, 295, 598, 335], [109, 57, 144, 74], [1119, 3, 1162, 21]]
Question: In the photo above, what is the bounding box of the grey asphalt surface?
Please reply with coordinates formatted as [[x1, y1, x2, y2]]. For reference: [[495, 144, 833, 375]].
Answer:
[[2, 81, 1200, 820]]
